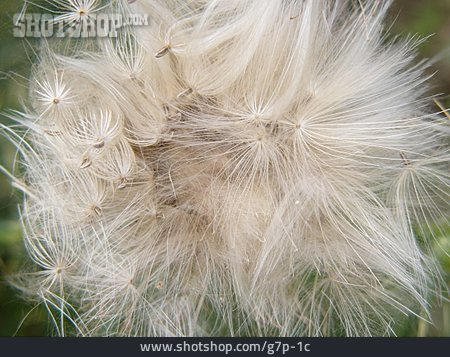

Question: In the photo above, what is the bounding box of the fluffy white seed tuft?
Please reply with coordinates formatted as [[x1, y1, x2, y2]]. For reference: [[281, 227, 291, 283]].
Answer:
[[2, 0, 449, 336]]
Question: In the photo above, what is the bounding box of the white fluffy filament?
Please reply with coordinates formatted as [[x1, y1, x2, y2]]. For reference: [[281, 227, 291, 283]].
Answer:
[[3, 0, 449, 336]]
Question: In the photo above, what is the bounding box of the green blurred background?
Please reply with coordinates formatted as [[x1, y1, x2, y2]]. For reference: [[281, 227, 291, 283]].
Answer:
[[0, 0, 449, 336]]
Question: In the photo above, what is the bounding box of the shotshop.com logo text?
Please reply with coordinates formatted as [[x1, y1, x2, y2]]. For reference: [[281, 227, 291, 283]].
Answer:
[[13, 13, 149, 38]]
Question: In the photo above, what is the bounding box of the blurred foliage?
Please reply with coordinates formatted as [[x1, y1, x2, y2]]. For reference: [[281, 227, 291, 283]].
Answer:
[[0, 0, 449, 336], [0, 1, 49, 336]]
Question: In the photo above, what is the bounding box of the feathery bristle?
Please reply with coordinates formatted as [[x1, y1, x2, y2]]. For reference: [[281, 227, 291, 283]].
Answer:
[[2, 0, 449, 336]]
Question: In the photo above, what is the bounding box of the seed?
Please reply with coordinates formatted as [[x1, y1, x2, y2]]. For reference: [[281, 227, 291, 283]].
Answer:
[[118, 177, 130, 189], [44, 129, 61, 136], [155, 45, 170, 58], [80, 157, 92, 169], [400, 152, 411, 166], [92, 139, 105, 149], [93, 206, 102, 217], [177, 87, 193, 98]]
